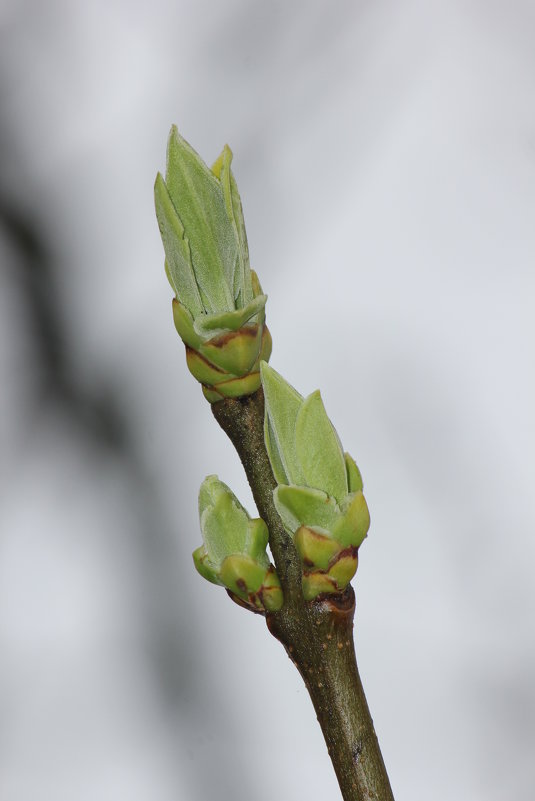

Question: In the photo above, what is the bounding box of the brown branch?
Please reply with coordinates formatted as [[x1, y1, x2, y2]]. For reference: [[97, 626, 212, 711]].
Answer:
[[212, 388, 395, 801]]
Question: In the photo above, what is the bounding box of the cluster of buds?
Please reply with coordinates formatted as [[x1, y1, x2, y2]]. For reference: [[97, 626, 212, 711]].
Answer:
[[155, 126, 272, 403], [261, 363, 370, 600], [193, 475, 283, 612], [155, 129, 369, 607]]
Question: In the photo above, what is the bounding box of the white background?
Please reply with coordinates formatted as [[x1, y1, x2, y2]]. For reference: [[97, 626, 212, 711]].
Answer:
[[1, 1, 534, 799]]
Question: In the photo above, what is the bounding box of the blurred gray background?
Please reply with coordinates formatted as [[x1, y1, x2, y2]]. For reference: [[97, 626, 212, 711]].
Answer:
[[1, 1, 534, 799]]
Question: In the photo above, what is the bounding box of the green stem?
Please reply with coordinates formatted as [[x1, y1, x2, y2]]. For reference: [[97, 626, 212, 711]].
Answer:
[[212, 389, 395, 801]]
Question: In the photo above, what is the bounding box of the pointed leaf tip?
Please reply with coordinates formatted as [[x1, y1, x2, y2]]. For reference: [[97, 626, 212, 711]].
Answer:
[[295, 390, 347, 501], [345, 452, 363, 493], [211, 144, 233, 179]]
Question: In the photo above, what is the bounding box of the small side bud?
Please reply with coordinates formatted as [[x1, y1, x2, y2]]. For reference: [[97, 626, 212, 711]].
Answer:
[[260, 363, 370, 601], [193, 475, 283, 612]]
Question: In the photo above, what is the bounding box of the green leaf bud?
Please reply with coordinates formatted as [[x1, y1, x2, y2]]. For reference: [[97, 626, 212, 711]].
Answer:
[[198, 475, 250, 567], [193, 475, 282, 612], [155, 128, 272, 401], [164, 128, 235, 312], [261, 363, 348, 497], [260, 362, 370, 600]]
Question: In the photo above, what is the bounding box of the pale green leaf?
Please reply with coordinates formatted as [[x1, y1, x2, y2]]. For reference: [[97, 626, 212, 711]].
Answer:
[[198, 476, 249, 567], [211, 145, 234, 219], [154, 172, 203, 316], [264, 414, 289, 485], [260, 362, 305, 486], [229, 167, 252, 305], [165, 127, 236, 313], [212, 145, 252, 308], [273, 485, 339, 534], [193, 294, 266, 338], [198, 474, 223, 516], [295, 391, 347, 502]]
